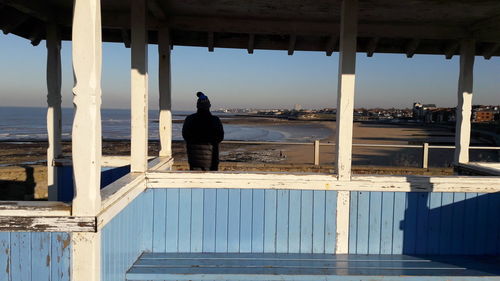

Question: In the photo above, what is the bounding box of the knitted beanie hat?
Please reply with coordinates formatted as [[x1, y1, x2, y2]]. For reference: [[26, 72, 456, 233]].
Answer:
[[196, 92, 211, 109]]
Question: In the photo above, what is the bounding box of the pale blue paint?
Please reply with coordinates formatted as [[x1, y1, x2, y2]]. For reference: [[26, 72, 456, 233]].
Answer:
[[0, 232, 70, 281], [101, 190, 154, 281], [349, 192, 500, 255], [149, 188, 338, 254]]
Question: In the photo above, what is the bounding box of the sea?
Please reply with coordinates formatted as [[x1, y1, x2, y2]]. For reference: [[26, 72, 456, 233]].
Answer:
[[0, 107, 331, 142]]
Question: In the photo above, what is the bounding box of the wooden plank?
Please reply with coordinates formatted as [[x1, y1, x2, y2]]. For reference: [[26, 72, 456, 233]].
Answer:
[[152, 189, 166, 252], [178, 189, 192, 252], [239, 190, 252, 253], [215, 189, 229, 252], [402, 193, 417, 254], [147, 172, 500, 193], [348, 191, 358, 254], [141, 189, 154, 252], [486, 193, 500, 255], [439, 192, 453, 254], [415, 193, 430, 255], [11, 232, 30, 281], [158, 26, 172, 158], [380, 192, 394, 254], [31, 233, 51, 281], [166, 189, 179, 252], [312, 191, 325, 253], [276, 190, 289, 253], [427, 192, 442, 255], [288, 190, 301, 253], [264, 190, 277, 253], [300, 190, 313, 253], [355, 192, 369, 254], [392, 192, 406, 254], [0, 233, 9, 281], [0, 216, 95, 232], [227, 189, 240, 252], [190, 189, 204, 252], [252, 189, 265, 253], [475, 193, 489, 255], [0, 201, 71, 216], [324, 191, 337, 254], [368, 192, 382, 254], [72, 232, 100, 281], [450, 193, 466, 255], [463, 193, 478, 255]]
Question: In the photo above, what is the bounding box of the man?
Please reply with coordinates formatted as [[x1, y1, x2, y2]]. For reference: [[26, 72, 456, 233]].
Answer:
[[182, 92, 224, 171]]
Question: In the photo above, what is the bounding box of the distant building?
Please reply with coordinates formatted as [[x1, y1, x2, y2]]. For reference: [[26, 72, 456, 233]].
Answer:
[[473, 110, 496, 123], [413, 102, 436, 121], [294, 104, 302, 111]]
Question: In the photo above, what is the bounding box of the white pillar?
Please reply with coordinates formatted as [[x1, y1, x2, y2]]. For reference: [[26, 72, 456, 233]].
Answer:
[[335, 0, 357, 254], [131, 0, 149, 172], [71, 0, 102, 216], [454, 39, 475, 164], [46, 23, 62, 201], [158, 26, 172, 158], [70, 0, 102, 281]]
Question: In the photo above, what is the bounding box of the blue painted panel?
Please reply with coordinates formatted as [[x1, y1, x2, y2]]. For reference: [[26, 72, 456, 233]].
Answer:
[[276, 190, 289, 253], [288, 190, 301, 253], [324, 191, 337, 254], [151, 188, 338, 254], [227, 189, 240, 252], [215, 189, 229, 252], [252, 190, 265, 253], [239, 190, 253, 253], [349, 191, 500, 255], [178, 189, 192, 252], [0, 232, 70, 281], [264, 190, 277, 253], [368, 192, 382, 254], [56, 165, 130, 202], [312, 191, 325, 254], [101, 191, 153, 281], [380, 192, 394, 254], [166, 189, 180, 252], [300, 190, 313, 253]]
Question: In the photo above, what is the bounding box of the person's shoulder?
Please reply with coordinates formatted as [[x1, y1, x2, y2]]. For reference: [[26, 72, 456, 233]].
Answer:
[[185, 113, 197, 121], [211, 115, 222, 122]]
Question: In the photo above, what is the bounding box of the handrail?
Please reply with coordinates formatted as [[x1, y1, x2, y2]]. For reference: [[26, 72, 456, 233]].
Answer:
[[220, 140, 500, 168]]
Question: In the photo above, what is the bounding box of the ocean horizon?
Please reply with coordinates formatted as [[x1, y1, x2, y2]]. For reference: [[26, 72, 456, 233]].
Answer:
[[0, 106, 331, 143]]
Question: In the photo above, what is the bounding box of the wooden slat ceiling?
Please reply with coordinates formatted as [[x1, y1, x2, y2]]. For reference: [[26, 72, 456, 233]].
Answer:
[[0, 0, 499, 58]]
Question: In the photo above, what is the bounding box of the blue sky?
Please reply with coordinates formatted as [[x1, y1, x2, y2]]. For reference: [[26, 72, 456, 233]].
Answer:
[[0, 33, 498, 110]]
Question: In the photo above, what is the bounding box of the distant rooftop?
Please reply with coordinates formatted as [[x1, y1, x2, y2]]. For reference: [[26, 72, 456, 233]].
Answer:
[[1, 0, 499, 57]]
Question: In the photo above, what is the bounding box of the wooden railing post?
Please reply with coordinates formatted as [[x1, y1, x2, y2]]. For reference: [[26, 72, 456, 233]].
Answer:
[[158, 26, 172, 159], [422, 142, 429, 169], [131, 0, 149, 172], [314, 140, 320, 165], [46, 22, 62, 201], [71, 0, 102, 280], [454, 39, 475, 164], [335, 0, 358, 254]]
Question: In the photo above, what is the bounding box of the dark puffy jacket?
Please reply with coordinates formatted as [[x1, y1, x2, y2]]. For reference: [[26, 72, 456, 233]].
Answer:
[[182, 110, 224, 170]]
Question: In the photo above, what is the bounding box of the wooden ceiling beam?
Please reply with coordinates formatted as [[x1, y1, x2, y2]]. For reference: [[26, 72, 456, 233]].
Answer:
[[247, 34, 255, 54], [148, 0, 166, 21], [405, 39, 420, 58], [483, 43, 500, 60], [1, 12, 28, 34], [366, 37, 379, 57], [28, 24, 43, 46], [0, 0, 54, 22], [325, 36, 338, 56], [288, 34, 296, 55], [208, 32, 214, 52], [121, 28, 131, 48], [444, 41, 459, 59]]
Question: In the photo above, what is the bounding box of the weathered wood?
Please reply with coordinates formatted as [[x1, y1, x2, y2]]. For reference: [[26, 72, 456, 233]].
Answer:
[[46, 22, 62, 201], [72, 232, 100, 281], [422, 142, 429, 169], [454, 39, 475, 164], [71, 0, 102, 216], [335, 0, 357, 180], [0, 201, 71, 216], [158, 26, 172, 158], [131, 0, 149, 173], [0, 216, 95, 232], [146, 172, 500, 193], [335, 191, 349, 254], [148, 156, 174, 171]]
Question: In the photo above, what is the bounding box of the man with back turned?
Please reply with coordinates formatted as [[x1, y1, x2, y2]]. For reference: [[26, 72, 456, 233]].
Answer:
[[182, 92, 224, 171]]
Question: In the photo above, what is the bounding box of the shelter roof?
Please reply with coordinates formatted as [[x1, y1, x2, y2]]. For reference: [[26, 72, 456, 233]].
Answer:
[[1, 0, 500, 57]]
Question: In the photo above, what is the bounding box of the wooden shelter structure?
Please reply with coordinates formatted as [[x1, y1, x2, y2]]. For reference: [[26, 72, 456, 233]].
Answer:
[[0, 1, 499, 281]]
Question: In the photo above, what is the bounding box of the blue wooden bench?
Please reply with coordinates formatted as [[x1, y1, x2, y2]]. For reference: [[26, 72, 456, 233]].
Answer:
[[126, 253, 500, 280]]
